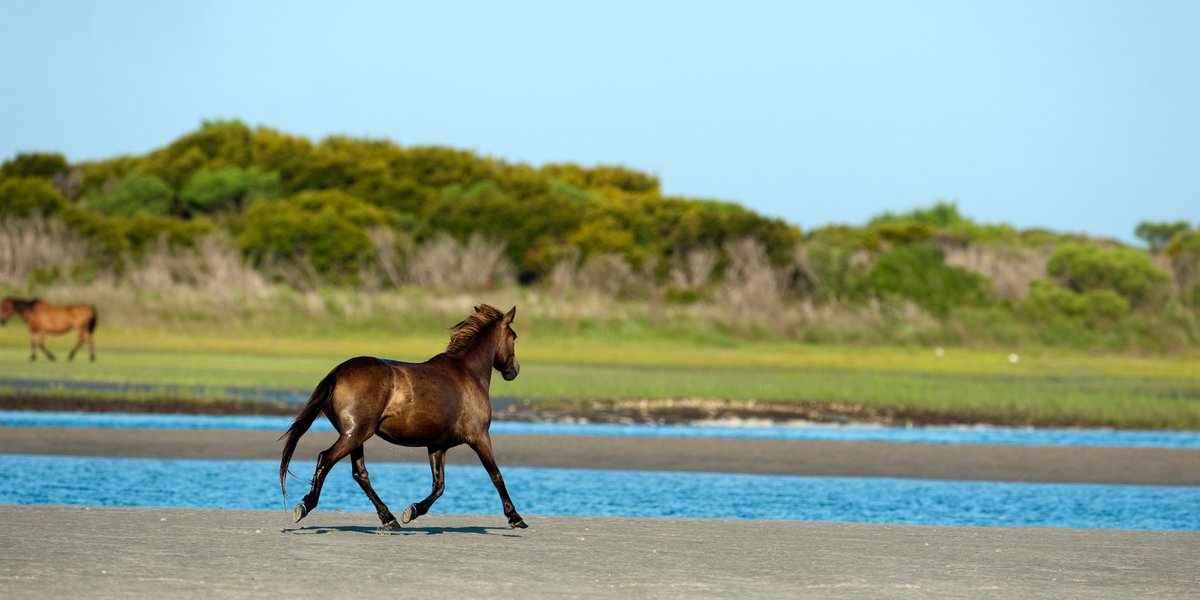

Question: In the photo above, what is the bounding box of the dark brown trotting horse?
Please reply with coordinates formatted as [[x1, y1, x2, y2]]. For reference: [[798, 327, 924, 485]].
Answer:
[[0, 297, 98, 362], [280, 304, 527, 529]]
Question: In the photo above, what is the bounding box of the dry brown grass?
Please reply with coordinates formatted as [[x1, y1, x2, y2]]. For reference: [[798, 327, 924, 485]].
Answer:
[[718, 237, 787, 313], [942, 242, 1051, 301], [405, 233, 514, 291], [0, 215, 91, 287], [669, 247, 718, 290]]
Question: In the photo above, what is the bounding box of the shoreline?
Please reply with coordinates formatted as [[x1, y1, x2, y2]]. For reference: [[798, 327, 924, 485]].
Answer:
[[4, 426, 1199, 485], [1, 392, 1192, 431]]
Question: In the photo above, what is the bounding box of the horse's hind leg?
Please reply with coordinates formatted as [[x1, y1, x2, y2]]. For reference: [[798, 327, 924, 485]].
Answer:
[[350, 445, 399, 529], [68, 330, 86, 361], [292, 430, 369, 523], [76, 327, 96, 362], [401, 448, 446, 525], [469, 435, 527, 529]]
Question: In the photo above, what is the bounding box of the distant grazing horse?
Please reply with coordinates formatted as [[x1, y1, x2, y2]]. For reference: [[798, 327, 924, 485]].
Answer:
[[0, 297, 98, 362], [280, 304, 526, 529]]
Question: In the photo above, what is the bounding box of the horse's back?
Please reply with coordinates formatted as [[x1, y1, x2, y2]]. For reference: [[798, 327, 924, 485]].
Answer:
[[29, 301, 95, 333]]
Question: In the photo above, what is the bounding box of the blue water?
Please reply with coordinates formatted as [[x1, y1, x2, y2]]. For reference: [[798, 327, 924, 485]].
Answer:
[[4, 410, 1200, 448], [1, 454, 1195, 530]]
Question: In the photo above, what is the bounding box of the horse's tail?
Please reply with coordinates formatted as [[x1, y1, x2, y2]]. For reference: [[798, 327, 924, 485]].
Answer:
[[87, 306, 98, 333], [279, 371, 336, 499]]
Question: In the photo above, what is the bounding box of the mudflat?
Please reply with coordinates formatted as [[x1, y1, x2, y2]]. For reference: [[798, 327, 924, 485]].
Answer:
[[2, 425, 1198, 485], [1, 505, 1197, 599]]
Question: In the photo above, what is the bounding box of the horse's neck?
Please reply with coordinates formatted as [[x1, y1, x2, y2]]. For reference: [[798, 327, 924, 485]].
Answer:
[[457, 331, 499, 389]]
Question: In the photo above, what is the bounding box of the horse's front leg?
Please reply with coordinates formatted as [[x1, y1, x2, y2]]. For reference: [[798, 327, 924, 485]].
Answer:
[[401, 447, 447, 525], [469, 435, 527, 529], [35, 333, 55, 361]]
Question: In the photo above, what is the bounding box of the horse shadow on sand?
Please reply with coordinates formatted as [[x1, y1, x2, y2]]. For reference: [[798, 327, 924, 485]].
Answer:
[[281, 523, 521, 538]]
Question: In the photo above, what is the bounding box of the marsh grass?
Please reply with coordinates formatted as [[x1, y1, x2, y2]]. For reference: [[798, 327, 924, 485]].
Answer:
[[1, 322, 1196, 429]]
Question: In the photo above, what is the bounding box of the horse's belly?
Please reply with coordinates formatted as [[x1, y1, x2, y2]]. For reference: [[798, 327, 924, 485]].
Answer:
[[376, 416, 458, 448]]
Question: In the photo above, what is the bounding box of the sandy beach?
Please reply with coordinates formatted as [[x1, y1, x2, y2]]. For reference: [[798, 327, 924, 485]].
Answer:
[[1, 505, 1197, 599], [3, 424, 1198, 598]]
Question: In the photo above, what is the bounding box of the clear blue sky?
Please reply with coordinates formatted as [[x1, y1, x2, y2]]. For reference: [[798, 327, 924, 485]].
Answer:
[[2, 0, 1197, 243]]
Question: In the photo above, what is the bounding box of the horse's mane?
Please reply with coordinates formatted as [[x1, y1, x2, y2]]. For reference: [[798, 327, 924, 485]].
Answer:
[[445, 304, 505, 358], [5, 297, 38, 311]]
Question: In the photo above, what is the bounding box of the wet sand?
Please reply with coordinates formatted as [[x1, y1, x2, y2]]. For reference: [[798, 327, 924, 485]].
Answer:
[[2, 425, 1199, 485], [1, 505, 1197, 599]]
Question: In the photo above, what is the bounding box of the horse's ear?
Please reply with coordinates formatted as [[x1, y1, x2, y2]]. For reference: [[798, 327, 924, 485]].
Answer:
[[473, 305, 482, 313], [504, 306, 517, 324]]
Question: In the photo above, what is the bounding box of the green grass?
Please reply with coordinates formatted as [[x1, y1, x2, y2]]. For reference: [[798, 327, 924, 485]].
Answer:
[[1, 325, 1198, 429]]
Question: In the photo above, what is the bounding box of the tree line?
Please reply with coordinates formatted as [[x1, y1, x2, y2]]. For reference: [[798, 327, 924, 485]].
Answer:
[[1, 120, 1198, 346]]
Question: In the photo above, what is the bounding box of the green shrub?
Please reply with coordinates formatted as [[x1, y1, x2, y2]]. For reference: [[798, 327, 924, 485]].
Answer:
[[869, 201, 967, 229], [1020, 280, 1131, 326], [854, 244, 991, 317], [1046, 243, 1169, 308], [1135, 221, 1191, 253], [0, 177, 67, 217], [141, 119, 254, 187], [1168, 230, 1200, 308], [120, 214, 215, 254], [236, 190, 392, 283], [180, 166, 280, 214], [428, 180, 583, 280], [80, 174, 174, 217], [798, 240, 857, 302], [55, 205, 131, 260], [0, 152, 69, 180]]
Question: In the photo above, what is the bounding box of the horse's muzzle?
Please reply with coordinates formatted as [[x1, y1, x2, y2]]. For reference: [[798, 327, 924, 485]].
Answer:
[[502, 362, 520, 381]]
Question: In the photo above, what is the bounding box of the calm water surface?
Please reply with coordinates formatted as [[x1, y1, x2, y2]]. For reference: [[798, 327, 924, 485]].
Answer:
[[1, 454, 1196, 531]]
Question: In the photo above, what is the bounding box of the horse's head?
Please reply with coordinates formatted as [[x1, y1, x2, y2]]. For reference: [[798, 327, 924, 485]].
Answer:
[[493, 306, 520, 381], [0, 298, 13, 325]]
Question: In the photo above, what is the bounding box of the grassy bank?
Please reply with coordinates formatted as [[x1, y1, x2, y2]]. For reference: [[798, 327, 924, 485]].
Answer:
[[1, 323, 1197, 430]]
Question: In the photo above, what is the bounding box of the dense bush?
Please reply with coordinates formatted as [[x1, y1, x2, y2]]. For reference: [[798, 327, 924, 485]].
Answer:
[[1, 123, 1197, 351], [80, 174, 174, 217], [427, 179, 583, 280], [1135, 220, 1191, 253], [853, 244, 991, 316], [0, 177, 67, 217], [180, 166, 280, 215], [1020, 280, 1131, 327], [1046, 243, 1169, 309], [0, 152, 69, 180], [236, 190, 393, 283], [1167, 229, 1200, 309]]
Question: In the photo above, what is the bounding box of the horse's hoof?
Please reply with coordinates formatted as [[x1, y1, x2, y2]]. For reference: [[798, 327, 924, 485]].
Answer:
[[510, 518, 528, 529], [400, 504, 418, 524], [382, 518, 401, 530], [292, 503, 308, 523]]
